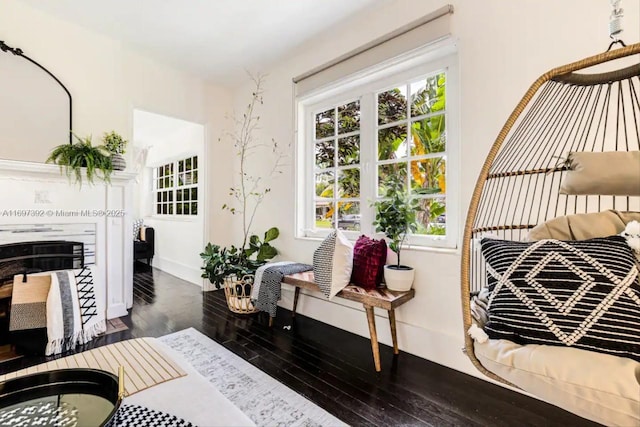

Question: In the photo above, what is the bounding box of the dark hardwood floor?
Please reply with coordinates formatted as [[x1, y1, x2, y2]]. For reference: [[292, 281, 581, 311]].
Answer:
[[1, 265, 599, 426]]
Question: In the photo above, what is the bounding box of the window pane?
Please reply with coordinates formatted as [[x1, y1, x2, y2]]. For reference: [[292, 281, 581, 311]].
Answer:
[[378, 87, 407, 125], [191, 202, 198, 215], [378, 125, 407, 160], [410, 115, 446, 155], [337, 201, 360, 232], [193, 170, 198, 184], [315, 201, 334, 229], [191, 188, 198, 201], [315, 172, 334, 198], [338, 136, 359, 166], [177, 189, 182, 202], [156, 204, 161, 214], [338, 101, 360, 134], [162, 204, 168, 215], [338, 168, 360, 198], [410, 157, 446, 195], [164, 177, 171, 188], [158, 179, 164, 189], [156, 192, 161, 203], [178, 160, 184, 173], [415, 197, 446, 236], [183, 203, 189, 214], [315, 108, 335, 139], [169, 163, 174, 173], [186, 157, 192, 170], [378, 163, 407, 196], [193, 156, 198, 169], [162, 191, 168, 202], [185, 172, 193, 185], [168, 203, 174, 215], [183, 188, 190, 201], [168, 191, 174, 202], [315, 140, 334, 169], [176, 203, 183, 215], [410, 73, 446, 117]]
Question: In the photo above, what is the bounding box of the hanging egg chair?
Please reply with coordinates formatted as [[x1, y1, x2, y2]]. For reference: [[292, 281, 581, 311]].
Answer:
[[461, 35, 640, 426]]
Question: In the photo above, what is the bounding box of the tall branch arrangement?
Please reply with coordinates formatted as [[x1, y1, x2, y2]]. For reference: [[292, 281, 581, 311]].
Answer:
[[201, 74, 287, 288], [221, 73, 287, 251]]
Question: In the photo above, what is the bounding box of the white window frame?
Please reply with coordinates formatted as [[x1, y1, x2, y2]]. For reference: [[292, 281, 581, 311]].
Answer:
[[295, 40, 460, 249], [152, 154, 200, 217]]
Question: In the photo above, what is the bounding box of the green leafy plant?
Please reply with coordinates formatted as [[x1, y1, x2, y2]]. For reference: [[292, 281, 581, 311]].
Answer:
[[201, 73, 286, 289], [46, 134, 113, 185], [371, 176, 420, 266], [103, 131, 128, 155], [200, 227, 280, 288]]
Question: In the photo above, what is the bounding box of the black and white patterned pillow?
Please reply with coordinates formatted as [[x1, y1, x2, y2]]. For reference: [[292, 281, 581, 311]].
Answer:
[[313, 230, 353, 299], [481, 235, 640, 361], [107, 404, 194, 427], [133, 219, 144, 241]]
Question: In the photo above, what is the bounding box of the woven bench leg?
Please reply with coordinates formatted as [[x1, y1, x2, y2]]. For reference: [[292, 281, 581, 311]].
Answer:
[[364, 304, 381, 372]]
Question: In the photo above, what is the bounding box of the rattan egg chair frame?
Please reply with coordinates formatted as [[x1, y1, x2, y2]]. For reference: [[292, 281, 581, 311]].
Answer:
[[461, 42, 640, 385]]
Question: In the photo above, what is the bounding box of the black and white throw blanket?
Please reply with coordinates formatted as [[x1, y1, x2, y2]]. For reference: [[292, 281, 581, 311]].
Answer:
[[46, 266, 106, 356], [108, 404, 195, 427], [251, 262, 313, 317]]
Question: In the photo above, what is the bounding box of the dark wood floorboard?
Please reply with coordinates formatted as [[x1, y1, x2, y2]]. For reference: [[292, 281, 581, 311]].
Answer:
[[1, 265, 601, 426]]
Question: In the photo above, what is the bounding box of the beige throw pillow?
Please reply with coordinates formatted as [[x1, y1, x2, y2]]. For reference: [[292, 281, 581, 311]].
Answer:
[[560, 151, 640, 196], [528, 210, 640, 241]]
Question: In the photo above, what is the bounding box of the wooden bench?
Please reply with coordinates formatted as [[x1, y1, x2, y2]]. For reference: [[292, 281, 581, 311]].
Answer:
[[282, 271, 415, 372]]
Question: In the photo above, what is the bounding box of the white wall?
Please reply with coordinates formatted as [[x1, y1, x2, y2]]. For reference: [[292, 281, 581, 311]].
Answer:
[[134, 110, 205, 285], [0, 1, 235, 258], [230, 0, 640, 380]]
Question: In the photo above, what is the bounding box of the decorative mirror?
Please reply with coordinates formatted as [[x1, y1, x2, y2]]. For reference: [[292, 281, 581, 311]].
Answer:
[[0, 40, 72, 163]]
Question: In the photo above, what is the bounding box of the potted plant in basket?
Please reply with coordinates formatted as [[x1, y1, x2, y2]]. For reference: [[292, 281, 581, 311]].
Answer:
[[103, 131, 128, 171], [200, 73, 287, 312], [46, 133, 113, 186], [371, 176, 420, 291]]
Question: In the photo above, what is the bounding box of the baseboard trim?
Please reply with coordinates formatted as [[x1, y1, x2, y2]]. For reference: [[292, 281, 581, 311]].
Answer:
[[152, 256, 203, 286]]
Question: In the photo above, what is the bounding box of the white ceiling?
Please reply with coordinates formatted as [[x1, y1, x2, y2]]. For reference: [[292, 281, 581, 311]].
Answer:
[[24, 0, 386, 85]]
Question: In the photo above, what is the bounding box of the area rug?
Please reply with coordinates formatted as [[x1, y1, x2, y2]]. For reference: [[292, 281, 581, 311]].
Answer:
[[159, 328, 347, 427]]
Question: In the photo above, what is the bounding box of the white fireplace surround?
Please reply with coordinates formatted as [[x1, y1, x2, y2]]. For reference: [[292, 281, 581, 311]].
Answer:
[[0, 158, 136, 319]]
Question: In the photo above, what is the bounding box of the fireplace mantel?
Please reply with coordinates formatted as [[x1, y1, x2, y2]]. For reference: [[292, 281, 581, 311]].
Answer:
[[0, 158, 136, 319], [0, 158, 137, 182]]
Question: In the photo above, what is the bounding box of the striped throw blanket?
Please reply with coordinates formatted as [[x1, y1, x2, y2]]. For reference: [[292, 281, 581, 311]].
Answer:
[[45, 266, 106, 355], [251, 262, 312, 317]]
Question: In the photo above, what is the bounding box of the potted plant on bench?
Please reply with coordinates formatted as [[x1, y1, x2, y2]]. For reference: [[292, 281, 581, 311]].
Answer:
[[372, 176, 420, 291], [200, 73, 286, 313]]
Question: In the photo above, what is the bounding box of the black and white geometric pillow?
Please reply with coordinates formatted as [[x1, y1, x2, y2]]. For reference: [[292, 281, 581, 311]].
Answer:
[[481, 235, 640, 361], [107, 404, 195, 427], [313, 230, 353, 299], [133, 219, 144, 241]]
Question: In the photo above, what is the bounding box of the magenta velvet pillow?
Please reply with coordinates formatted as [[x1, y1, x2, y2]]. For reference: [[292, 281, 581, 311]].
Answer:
[[350, 235, 387, 289]]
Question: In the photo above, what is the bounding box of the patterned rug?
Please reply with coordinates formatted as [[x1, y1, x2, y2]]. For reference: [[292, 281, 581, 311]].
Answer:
[[159, 328, 347, 427]]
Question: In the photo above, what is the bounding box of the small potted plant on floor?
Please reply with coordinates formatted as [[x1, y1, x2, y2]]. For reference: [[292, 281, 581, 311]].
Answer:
[[372, 176, 420, 291], [46, 134, 113, 185], [103, 131, 128, 171]]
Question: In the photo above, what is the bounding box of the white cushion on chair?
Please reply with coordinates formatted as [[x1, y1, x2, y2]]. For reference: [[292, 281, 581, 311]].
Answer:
[[475, 338, 640, 426]]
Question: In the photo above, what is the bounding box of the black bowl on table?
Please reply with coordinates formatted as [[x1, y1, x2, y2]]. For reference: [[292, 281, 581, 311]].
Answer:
[[0, 368, 122, 426]]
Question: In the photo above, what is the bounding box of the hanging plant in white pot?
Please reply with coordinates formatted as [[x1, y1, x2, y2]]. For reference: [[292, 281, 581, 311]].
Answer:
[[371, 176, 420, 291]]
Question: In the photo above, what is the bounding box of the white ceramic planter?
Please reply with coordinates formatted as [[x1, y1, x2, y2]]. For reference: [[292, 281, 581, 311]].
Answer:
[[384, 265, 414, 291]]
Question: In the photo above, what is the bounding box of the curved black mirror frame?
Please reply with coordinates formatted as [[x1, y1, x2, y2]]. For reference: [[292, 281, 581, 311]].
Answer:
[[0, 40, 73, 145]]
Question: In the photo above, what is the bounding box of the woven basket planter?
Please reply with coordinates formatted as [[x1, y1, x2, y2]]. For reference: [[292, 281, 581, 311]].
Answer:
[[223, 274, 259, 314]]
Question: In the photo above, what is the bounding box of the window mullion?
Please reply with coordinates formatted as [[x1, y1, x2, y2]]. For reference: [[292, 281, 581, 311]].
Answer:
[[359, 92, 376, 236]]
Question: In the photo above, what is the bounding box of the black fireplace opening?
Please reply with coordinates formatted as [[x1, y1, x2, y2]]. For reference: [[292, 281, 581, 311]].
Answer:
[[0, 241, 84, 343]]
